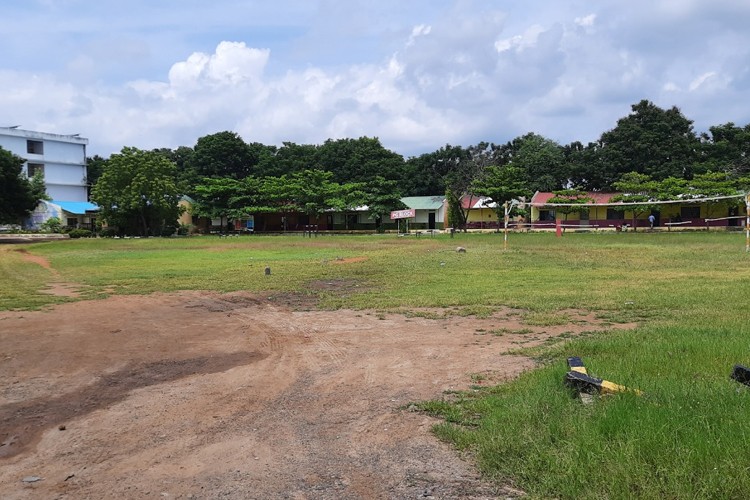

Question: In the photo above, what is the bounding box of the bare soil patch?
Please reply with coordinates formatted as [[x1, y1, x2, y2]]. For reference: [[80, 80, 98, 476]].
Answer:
[[13, 249, 55, 272], [11, 248, 85, 298], [0, 291, 630, 499]]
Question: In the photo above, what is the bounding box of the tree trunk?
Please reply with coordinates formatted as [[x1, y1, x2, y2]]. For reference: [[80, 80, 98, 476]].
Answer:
[[140, 211, 149, 237]]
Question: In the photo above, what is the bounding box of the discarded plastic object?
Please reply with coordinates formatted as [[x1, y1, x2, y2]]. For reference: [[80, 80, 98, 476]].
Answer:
[[567, 356, 587, 375], [565, 371, 641, 396], [731, 364, 750, 387], [564, 357, 643, 396]]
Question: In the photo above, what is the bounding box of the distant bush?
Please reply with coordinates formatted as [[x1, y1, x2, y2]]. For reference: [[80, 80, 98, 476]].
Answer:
[[99, 228, 118, 238], [68, 228, 93, 239]]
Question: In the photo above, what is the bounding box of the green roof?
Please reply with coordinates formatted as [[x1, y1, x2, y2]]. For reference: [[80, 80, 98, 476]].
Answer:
[[401, 196, 445, 210]]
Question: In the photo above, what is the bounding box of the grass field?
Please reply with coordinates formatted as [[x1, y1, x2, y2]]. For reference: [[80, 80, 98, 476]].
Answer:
[[2, 231, 750, 498]]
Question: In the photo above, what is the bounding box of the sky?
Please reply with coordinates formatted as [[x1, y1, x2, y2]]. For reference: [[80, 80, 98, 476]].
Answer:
[[3, 0, 750, 158]]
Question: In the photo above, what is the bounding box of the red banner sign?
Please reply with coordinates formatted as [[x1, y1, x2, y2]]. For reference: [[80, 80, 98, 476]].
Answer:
[[390, 208, 416, 220]]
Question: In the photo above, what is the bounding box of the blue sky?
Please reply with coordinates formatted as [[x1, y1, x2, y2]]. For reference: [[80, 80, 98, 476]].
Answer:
[[3, 0, 750, 157]]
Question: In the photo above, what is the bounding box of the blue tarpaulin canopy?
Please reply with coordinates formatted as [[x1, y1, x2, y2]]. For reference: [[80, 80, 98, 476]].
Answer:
[[51, 201, 99, 214]]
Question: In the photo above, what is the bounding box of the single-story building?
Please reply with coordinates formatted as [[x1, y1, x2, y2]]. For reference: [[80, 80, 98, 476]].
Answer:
[[29, 200, 99, 230], [530, 191, 747, 230], [177, 195, 447, 233], [462, 196, 498, 229], [399, 196, 446, 230]]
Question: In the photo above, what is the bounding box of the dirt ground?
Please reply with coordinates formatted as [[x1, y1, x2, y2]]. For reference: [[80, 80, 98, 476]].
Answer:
[[0, 272, 630, 499]]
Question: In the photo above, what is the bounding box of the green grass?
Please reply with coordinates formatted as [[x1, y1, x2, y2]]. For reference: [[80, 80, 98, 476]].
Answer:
[[3, 231, 750, 497]]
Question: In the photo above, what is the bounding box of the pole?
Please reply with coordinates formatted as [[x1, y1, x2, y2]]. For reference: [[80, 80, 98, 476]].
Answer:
[[503, 201, 509, 250], [745, 193, 749, 253]]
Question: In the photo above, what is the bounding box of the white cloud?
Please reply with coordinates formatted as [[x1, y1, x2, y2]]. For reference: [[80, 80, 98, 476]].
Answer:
[[574, 14, 596, 27], [495, 25, 546, 53], [407, 24, 432, 46], [688, 71, 718, 92], [3, 1, 750, 157], [168, 42, 269, 89]]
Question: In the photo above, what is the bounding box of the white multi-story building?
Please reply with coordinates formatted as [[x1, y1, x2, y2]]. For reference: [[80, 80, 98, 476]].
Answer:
[[0, 126, 89, 202], [0, 127, 97, 228]]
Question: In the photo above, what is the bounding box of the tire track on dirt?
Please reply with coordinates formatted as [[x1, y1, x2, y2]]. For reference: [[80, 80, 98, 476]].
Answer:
[[0, 352, 264, 459]]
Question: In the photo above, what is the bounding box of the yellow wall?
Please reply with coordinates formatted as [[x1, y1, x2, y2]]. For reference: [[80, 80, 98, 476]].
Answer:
[[178, 199, 193, 226], [531, 203, 746, 223], [466, 208, 499, 223]]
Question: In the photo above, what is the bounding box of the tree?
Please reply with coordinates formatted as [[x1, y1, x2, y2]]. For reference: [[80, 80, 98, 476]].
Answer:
[[262, 142, 318, 178], [507, 133, 567, 192], [594, 100, 699, 187], [246, 142, 279, 178], [315, 137, 405, 185], [696, 123, 750, 178], [360, 176, 405, 230], [547, 189, 593, 231], [285, 169, 353, 219], [423, 144, 485, 231], [402, 154, 449, 196], [91, 147, 183, 236], [188, 131, 254, 180], [612, 172, 660, 231], [472, 165, 531, 228], [192, 177, 247, 232], [0, 146, 40, 224], [152, 146, 196, 196], [686, 171, 744, 219], [86, 155, 108, 198]]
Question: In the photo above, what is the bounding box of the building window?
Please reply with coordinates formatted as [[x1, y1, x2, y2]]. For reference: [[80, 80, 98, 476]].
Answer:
[[680, 206, 701, 220], [27, 140, 44, 155], [539, 209, 556, 221], [67, 217, 78, 227], [580, 209, 589, 221], [346, 214, 358, 227], [606, 209, 624, 220], [27, 163, 44, 177]]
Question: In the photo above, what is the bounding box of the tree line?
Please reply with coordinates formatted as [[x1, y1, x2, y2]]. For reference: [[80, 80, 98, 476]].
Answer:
[[2, 99, 750, 233]]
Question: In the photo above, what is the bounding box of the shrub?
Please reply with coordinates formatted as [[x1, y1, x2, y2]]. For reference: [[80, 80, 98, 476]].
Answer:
[[40, 217, 63, 233], [68, 228, 93, 239]]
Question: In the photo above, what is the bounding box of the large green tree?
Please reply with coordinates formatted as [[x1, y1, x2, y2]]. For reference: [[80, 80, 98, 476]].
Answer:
[[547, 189, 594, 229], [0, 147, 41, 224], [315, 137, 405, 185], [696, 122, 750, 178], [686, 171, 745, 219], [153, 146, 197, 196], [192, 177, 248, 231], [262, 142, 318, 178], [284, 169, 357, 219], [188, 131, 254, 180], [612, 172, 661, 231], [592, 100, 699, 188], [472, 165, 531, 227], [91, 147, 183, 236], [505, 133, 567, 192], [86, 155, 108, 197], [360, 176, 405, 230]]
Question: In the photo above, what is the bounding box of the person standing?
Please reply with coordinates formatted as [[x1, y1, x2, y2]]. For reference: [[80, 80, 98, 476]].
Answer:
[[648, 214, 655, 229]]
